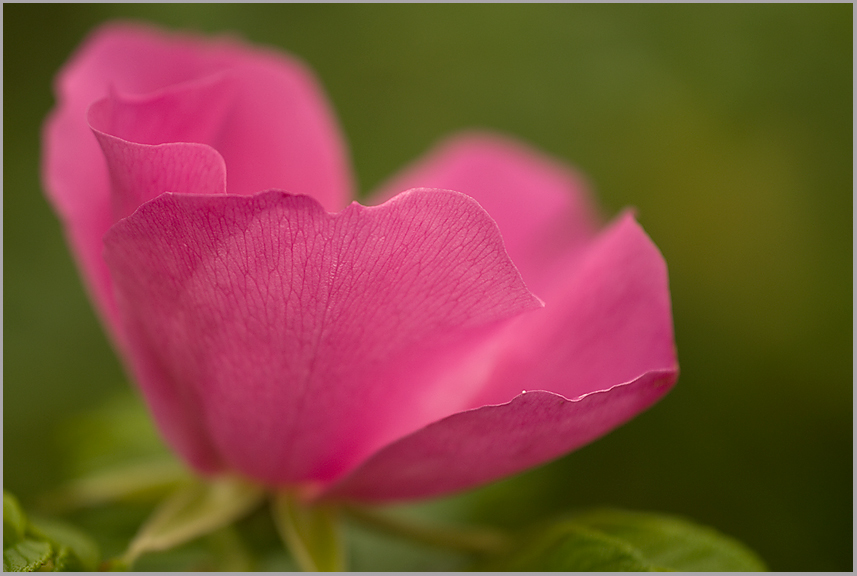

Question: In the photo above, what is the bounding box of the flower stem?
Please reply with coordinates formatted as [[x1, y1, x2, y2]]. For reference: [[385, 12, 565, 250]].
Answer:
[[343, 505, 509, 555]]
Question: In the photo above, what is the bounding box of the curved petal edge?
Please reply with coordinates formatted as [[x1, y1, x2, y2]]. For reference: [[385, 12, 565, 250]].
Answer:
[[322, 367, 678, 502], [103, 188, 543, 484]]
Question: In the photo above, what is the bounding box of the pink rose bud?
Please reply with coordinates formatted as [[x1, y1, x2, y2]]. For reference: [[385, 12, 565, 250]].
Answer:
[[43, 22, 678, 502]]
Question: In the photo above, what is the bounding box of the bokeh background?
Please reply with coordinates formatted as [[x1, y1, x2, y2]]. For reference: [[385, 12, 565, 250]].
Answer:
[[4, 4, 852, 571]]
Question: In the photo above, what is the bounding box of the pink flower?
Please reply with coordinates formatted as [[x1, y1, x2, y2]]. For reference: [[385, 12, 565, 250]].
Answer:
[[43, 22, 677, 502]]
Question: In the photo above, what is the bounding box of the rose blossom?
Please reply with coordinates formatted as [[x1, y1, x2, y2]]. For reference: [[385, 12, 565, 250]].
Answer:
[[42, 22, 678, 502]]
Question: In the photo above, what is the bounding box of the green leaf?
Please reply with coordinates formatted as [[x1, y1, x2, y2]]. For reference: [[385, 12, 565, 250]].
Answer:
[[122, 476, 265, 567], [272, 492, 345, 571], [478, 521, 653, 571], [28, 516, 101, 571], [4, 491, 27, 548], [477, 508, 767, 571], [4, 490, 101, 571], [570, 509, 767, 571], [3, 539, 53, 572]]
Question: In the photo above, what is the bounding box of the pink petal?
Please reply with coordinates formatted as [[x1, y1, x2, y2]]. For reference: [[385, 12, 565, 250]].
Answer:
[[88, 95, 228, 221], [42, 22, 351, 343], [470, 212, 677, 406], [102, 189, 542, 484], [324, 213, 678, 501], [324, 371, 676, 502], [371, 132, 601, 294]]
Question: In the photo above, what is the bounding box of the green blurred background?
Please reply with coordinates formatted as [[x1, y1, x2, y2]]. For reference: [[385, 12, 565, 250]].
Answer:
[[4, 4, 851, 571]]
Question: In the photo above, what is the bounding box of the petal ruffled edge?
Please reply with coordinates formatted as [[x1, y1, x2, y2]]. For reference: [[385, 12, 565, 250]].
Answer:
[[370, 131, 602, 294], [322, 368, 678, 502], [466, 211, 677, 407]]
